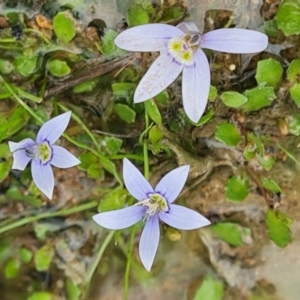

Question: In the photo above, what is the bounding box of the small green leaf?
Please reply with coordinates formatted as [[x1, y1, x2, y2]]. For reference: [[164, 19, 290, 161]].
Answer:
[[98, 189, 128, 212], [226, 175, 249, 202], [243, 132, 265, 161], [208, 85, 218, 101], [4, 258, 20, 279], [101, 29, 118, 55], [194, 108, 214, 126], [255, 58, 283, 87], [114, 103, 136, 123], [266, 209, 292, 247], [264, 19, 280, 37], [47, 59, 71, 77], [34, 245, 54, 271], [276, 0, 300, 36], [127, 4, 150, 26], [256, 154, 275, 171], [154, 90, 169, 105], [15, 55, 38, 77], [288, 113, 300, 136], [145, 99, 162, 124], [214, 122, 241, 146], [149, 125, 163, 145], [210, 222, 251, 246], [220, 91, 248, 108], [87, 163, 104, 179], [27, 292, 53, 300], [103, 136, 123, 155], [287, 59, 300, 82], [73, 79, 99, 93], [78, 152, 98, 170], [0, 160, 11, 182], [0, 59, 14, 74], [193, 276, 224, 300], [112, 82, 135, 99], [290, 83, 300, 107], [262, 178, 282, 193], [19, 247, 33, 263], [242, 86, 276, 112], [34, 223, 60, 240], [53, 11, 76, 43], [66, 278, 81, 300]]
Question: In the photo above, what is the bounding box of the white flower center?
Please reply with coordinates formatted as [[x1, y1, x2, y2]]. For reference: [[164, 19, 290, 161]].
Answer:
[[25, 142, 52, 164], [167, 33, 201, 66], [135, 193, 169, 221]]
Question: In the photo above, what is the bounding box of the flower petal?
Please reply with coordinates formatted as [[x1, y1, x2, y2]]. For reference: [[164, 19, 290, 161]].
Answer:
[[8, 139, 35, 170], [139, 215, 160, 271], [176, 22, 200, 34], [182, 49, 210, 123], [201, 29, 268, 54], [92, 206, 146, 230], [160, 204, 211, 230], [50, 145, 81, 168], [115, 24, 183, 52], [36, 111, 71, 144], [123, 158, 154, 201], [31, 159, 54, 199], [155, 165, 189, 203], [134, 51, 183, 103]]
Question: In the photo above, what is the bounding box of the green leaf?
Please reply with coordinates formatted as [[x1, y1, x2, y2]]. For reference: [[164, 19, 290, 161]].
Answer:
[[264, 19, 280, 37], [226, 175, 249, 202], [15, 55, 38, 77], [193, 276, 224, 300], [112, 82, 136, 99], [144, 99, 162, 124], [34, 245, 55, 271], [243, 132, 264, 161], [288, 113, 300, 136], [73, 79, 99, 93], [220, 91, 248, 108], [266, 210, 292, 247], [34, 223, 60, 240], [276, 0, 300, 36], [256, 154, 275, 171], [6, 188, 42, 208], [290, 83, 300, 107], [242, 86, 276, 112], [0, 59, 14, 74], [255, 58, 283, 87], [66, 278, 81, 300], [19, 247, 33, 263], [78, 152, 98, 170], [101, 29, 118, 55], [53, 11, 76, 43], [97, 154, 123, 185], [149, 125, 163, 145], [27, 292, 53, 300], [208, 85, 218, 101], [214, 122, 241, 146], [287, 59, 300, 81], [114, 103, 136, 123], [4, 258, 20, 279], [87, 163, 104, 179], [210, 222, 251, 246], [47, 59, 71, 77], [127, 4, 150, 26], [194, 107, 214, 126], [98, 189, 128, 212], [0, 160, 11, 182], [262, 178, 282, 193], [154, 90, 169, 105], [103, 136, 123, 155]]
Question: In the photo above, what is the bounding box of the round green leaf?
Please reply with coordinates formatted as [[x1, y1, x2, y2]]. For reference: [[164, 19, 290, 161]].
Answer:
[[220, 91, 248, 108], [145, 99, 162, 124], [4, 258, 20, 279], [0, 160, 12, 182], [290, 83, 300, 107], [0, 59, 14, 74], [98, 189, 128, 212], [255, 58, 283, 87], [53, 11, 76, 43], [193, 276, 224, 300], [15, 55, 38, 77], [19, 247, 33, 263], [126, 4, 150, 27], [47, 59, 71, 77], [225, 175, 249, 201], [34, 245, 54, 271], [214, 123, 241, 146], [287, 59, 300, 82], [114, 103, 136, 123], [27, 292, 53, 300], [276, 0, 300, 36], [101, 29, 118, 55]]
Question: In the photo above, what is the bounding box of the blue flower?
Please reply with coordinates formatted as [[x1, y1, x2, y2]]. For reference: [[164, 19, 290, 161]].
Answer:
[[93, 158, 211, 271], [8, 111, 80, 199]]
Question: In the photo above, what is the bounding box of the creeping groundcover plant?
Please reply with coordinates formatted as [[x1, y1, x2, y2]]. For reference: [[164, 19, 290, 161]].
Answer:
[[115, 22, 268, 122], [93, 158, 211, 271], [8, 111, 81, 199]]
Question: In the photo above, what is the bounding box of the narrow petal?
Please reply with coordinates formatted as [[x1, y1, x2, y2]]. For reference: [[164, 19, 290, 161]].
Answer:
[[155, 165, 189, 203], [160, 204, 211, 230], [139, 215, 160, 271], [134, 51, 183, 103], [92, 206, 146, 230], [9, 139, 35, 170], [115, 24, 183, 52], [182, 49, 210, 123], [50, 145, 80, 168], [31, 160, 54, 199], [201, 29, 268, 54], [36, 111, 71, 144], [123, 158, 154, 201]]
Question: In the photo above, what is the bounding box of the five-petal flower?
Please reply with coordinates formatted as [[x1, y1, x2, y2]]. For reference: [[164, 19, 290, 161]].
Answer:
[[115, 22, 268, 123], [93, 158, 211, 271], [8, 111, 81, 199]]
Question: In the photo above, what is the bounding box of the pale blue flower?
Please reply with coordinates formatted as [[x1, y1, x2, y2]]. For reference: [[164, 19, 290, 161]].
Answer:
[[115, 22, 268, 122], [8, 111, 80, 199], [93, 158, 211, 271]]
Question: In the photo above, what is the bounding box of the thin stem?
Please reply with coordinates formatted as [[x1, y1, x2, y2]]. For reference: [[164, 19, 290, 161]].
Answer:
[[0, 201, 98, 235]]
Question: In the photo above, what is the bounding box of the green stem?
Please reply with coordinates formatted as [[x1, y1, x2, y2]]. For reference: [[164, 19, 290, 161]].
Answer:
[[0, 201, 98, 235], [124, 109, 150, 299]]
